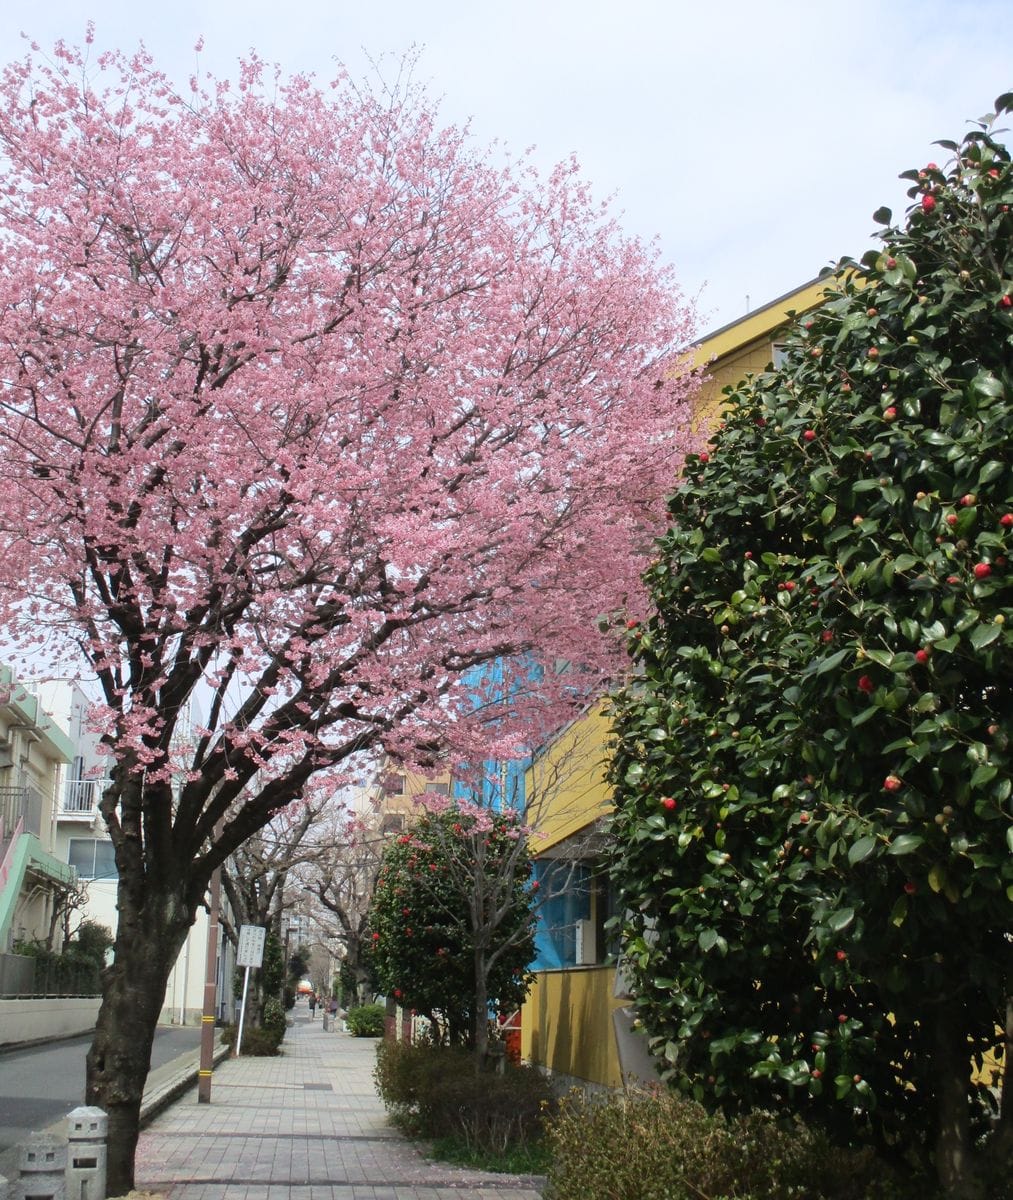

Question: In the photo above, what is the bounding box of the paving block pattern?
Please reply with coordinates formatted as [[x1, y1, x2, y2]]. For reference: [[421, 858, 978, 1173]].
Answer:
[[134, 1015, 545, 1200]]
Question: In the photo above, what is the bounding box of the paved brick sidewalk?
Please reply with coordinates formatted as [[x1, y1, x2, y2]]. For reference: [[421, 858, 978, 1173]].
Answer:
[[134, 1012, 545, 1200]]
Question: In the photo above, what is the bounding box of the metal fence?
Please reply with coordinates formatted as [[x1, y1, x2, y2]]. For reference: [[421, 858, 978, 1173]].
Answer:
[[0, 782, 45, 840], [59, 778, 110, 817]]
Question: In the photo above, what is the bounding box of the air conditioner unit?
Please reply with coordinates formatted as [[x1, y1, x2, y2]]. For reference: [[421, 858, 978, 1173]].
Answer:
[[574, 919, 597, 966]]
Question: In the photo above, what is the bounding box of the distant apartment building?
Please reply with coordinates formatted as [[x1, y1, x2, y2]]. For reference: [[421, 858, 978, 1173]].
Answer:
[[0, 666, 77, 955], [2, 672, 234, 1026]]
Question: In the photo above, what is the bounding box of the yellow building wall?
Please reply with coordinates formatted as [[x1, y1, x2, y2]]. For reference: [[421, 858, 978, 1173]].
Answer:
[[522, 965, 625, 1088], [692, 277, 829, 430], [526, 702, 613, 854]]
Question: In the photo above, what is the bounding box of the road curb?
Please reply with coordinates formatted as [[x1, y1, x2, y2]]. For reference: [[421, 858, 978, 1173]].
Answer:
[[139, 1042, 231, 1126]]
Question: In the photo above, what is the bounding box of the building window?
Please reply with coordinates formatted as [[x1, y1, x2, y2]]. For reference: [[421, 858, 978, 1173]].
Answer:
[[380, 813, 405, 834], [771, 342, 790, 369], [68, 837, 118, 880], [424, 782, 450, 795]]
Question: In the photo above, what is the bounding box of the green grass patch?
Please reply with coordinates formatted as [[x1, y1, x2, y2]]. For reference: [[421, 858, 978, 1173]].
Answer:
[[426, 1133, 552, 1176]]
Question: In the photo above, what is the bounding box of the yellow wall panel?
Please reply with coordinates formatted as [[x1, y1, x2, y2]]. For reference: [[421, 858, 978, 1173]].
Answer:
[[522, 965, 624, 1087]]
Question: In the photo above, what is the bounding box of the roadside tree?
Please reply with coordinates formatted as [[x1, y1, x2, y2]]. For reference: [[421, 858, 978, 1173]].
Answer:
[[368, 805, 536, 1055], [221, 801, 322, 1023], [301, 810, 388, 1005], [609, 98, 1013, 1199], [0, 40, 698, 1192]]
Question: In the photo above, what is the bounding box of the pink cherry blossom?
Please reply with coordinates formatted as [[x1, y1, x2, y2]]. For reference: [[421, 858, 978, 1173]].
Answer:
[[0, 42, 699, 1190]]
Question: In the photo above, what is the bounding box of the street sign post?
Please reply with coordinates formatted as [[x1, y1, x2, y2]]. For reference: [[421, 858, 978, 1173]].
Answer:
[[235, 925, 267, 1055], [236, 924, 267, 968]]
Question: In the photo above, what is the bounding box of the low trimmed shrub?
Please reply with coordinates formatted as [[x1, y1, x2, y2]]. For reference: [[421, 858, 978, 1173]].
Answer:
[[346, 1002, 386, 1037], [219, 1021, 284, 1056], [219, 997, 287, 1057], [544, 1087, 925, 1200], [261, 997, 287, 1045], [374, 1039, 552, 1154]]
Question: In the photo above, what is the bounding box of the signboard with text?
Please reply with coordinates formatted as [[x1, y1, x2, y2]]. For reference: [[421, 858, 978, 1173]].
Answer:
[[236, 924, 267, 969]]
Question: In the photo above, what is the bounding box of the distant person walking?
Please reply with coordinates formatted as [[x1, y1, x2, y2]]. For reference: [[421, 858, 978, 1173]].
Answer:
[[308, 992, 317, 1019]]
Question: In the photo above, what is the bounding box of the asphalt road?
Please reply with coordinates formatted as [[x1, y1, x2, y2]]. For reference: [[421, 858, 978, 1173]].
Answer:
[[0, 1024, 202, 1156]]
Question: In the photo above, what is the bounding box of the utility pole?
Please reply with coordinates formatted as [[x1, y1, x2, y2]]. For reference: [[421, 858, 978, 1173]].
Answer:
[[197, 853, 223, 1103]]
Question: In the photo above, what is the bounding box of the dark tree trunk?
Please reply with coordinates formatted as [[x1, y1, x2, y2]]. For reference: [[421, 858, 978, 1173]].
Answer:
[[473, 944, 489, 1063], [933, 1005, 980, 1200], [85, 880, 190, 1197]]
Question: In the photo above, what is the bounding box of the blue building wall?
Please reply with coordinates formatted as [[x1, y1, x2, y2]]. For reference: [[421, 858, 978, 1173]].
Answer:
[[450, 656, 586, 973]]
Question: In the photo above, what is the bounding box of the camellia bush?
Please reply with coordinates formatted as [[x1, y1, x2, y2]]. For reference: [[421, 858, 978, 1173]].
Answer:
[[369, 808, 535, 1050], [609, 97, 1013, 1200]]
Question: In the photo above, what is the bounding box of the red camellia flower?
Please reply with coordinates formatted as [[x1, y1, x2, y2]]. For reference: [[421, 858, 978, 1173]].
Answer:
[[803, 429, 816, 442], [836, 950, 847, 962], [811, 1068, 822, 1079], [1000, 295, 1013, 309], [915, 648, 930, 664], [921, 193, 936, 212], [661, 796, 677, 811], [883, 406, 897, 421], [857, 675, 875, 693], [974, 562, 992, 579], [371, 932, 380, 941], [904, 881, 917, 895], [999, 513, 1013, 527], [698, 452, 710, 464], [883, 774, 903, 792], [838, 1014, 848, 1024]]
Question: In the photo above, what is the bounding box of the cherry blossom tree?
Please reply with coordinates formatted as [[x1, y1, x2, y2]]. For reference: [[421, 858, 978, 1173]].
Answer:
[[0, 38, 698, 1191]]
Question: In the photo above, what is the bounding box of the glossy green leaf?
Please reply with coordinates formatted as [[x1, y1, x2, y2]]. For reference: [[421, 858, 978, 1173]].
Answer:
[[888, 834, 924, 856], [827, 907, 855, 933], [847, 836, 878, 865]]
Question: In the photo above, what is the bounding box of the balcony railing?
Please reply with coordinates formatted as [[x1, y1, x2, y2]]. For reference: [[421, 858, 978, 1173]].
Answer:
[[0, 783, 44, 840], [57, 778, 109, 818]]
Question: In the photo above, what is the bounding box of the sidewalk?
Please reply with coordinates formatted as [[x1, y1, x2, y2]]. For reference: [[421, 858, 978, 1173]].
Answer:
[[133, 1012, 546, 1200]]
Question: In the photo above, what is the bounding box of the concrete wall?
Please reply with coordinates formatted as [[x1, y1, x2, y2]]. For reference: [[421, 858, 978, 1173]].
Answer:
[[0, 996, 100, 1047]]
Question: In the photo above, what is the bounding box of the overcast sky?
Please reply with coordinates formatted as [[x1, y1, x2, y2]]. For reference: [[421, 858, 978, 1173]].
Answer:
[[0, 1, 1008, 334]]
